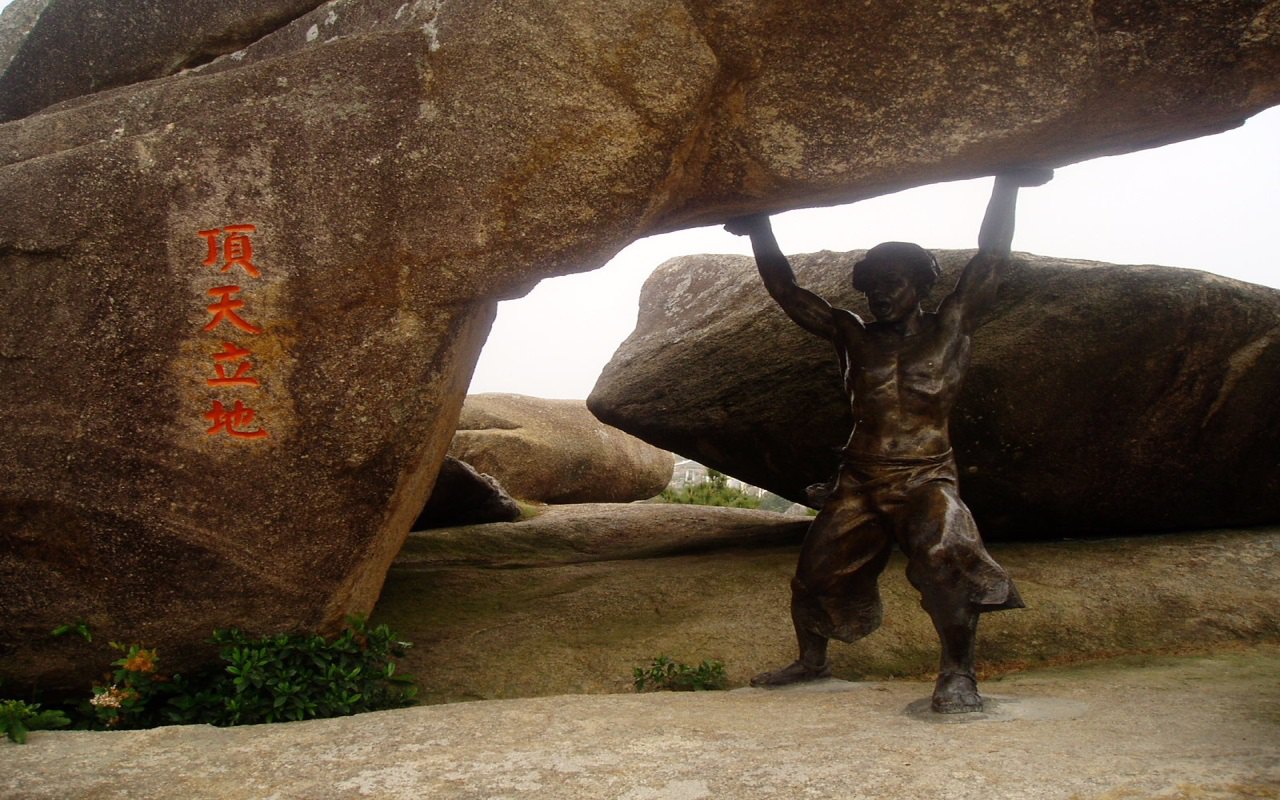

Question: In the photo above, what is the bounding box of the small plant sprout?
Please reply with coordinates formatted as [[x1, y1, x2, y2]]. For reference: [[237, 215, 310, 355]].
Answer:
[[51, 619, 93, 642], [633, 655, 728, 692], [1, 700, 70, 744]]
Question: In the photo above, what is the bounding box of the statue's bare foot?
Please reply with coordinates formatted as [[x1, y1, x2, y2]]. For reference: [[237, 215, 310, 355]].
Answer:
[[750, 660, 831, 688], [931, 671, 983, 713]]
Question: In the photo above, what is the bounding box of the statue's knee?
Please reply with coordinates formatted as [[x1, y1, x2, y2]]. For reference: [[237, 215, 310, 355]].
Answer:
[[906, 540, 950, 579], [905, 543, 968, 606]]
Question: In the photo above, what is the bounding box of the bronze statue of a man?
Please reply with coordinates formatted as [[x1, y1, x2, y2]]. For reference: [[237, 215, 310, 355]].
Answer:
[[725, 170, 1051, 712]]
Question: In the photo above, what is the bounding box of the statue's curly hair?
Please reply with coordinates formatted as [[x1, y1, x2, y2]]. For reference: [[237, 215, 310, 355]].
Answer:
[[851, 242, 941, 295]]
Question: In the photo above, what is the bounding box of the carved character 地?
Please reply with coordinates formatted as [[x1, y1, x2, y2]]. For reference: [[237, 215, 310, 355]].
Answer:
[[726, 170, 1052, 712], [204, 398, 269, 439]]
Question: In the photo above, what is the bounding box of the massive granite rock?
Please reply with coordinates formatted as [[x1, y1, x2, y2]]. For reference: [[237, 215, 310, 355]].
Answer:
[[449, 394, 673, 504], [2, 0, 1278, 692], [589, 252, 1280, 538]]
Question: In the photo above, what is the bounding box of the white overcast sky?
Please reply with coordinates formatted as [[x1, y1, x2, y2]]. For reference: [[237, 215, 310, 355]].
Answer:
[[472, 107, 1280, 399], [2, 0, 1275, 400]]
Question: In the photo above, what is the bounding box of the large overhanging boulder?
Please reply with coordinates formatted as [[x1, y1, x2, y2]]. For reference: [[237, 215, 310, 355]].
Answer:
[[588, 251, 1280, 539], [2, 0, 1278, 693]]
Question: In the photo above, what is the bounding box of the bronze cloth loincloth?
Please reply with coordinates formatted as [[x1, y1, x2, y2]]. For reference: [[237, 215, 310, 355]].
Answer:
[[790, 448, 1023, 643]]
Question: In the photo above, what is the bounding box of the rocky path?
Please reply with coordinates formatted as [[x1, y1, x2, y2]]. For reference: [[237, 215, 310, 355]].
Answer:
[[4, 645, 1277, 799]]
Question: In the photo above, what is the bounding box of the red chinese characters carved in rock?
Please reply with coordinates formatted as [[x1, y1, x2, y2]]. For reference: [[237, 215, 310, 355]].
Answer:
[[206, 341, 261, 387], [198, 224, 261, 278], [198, 224, 269, 440], [203, 399, 269, 440], [203, 286, 263, 335]]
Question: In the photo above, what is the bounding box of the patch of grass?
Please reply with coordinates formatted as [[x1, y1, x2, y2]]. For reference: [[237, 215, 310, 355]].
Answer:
[[516, 501, 543, 521], [633, 655, 728, 692]]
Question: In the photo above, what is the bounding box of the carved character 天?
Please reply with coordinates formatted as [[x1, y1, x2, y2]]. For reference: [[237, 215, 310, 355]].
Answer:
[[203, 286, 263, 335]]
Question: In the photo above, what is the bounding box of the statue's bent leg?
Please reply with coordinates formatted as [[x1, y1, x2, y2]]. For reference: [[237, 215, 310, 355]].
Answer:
[[752, 483, 890, 688], [897, 480, 1021, 712]]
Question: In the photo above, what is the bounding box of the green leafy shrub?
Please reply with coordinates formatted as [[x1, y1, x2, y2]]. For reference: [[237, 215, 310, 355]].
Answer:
[[89, 617, 417, 729], [1, 700, 70, 744], [633, 655, 728, 692], [658, 470, 761, 509]]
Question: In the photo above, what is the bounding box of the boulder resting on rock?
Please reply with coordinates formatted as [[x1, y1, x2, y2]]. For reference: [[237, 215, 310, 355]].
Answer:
[[589, 251, 1280, 538], [448, 394, 674, 504]]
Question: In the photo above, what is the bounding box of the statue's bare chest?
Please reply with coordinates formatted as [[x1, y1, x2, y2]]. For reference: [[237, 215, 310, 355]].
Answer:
[[841, 321, 970, 407]]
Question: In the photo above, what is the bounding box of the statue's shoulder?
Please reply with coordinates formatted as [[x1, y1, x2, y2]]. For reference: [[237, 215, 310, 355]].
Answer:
[[831, 306, 864, 328], [830, 307, 867, 343]]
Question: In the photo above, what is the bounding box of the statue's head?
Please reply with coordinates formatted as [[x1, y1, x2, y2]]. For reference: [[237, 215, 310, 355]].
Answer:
[[851, 242, 940, 321], [852, 242, 940, 295]]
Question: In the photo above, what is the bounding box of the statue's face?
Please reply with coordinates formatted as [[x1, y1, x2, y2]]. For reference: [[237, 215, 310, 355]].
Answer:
[[862, 270, 920, 322]]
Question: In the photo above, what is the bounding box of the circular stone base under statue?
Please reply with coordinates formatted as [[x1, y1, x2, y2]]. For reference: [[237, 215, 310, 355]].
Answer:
[[904, 694, 1089, 723]]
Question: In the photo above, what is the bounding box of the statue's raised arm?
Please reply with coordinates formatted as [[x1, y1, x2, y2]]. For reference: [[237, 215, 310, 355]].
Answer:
[[724, 214, 846, 343], [939, 168, 1054, 332]]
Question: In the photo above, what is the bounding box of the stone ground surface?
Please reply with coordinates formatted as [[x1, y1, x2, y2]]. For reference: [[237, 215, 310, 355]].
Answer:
[[3, 645, 1278, 799], [377, 508, 1280, 704]]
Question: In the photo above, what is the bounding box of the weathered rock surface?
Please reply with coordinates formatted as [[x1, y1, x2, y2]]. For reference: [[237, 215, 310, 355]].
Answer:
[[7, 0, 1280, 230], [589, 252, 1280, 538], [2, 0, 1278, 694], [0, 0, 325, 122], [1, 3, 721, 694], [448, 394, 673, 504], [378, 506, 1280, 704], [396, 502, 809, 569], [411, 456, 521, 530], [5, 646, 1279, 800]]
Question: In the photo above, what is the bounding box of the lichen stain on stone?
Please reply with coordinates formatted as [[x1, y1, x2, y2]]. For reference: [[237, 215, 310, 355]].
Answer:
[[753, 111, 808, 179]]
